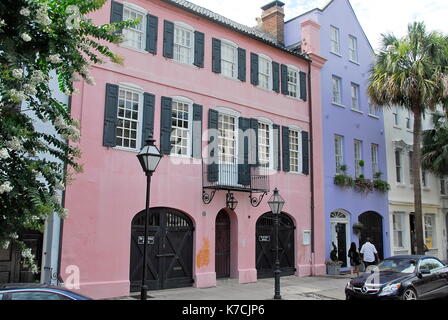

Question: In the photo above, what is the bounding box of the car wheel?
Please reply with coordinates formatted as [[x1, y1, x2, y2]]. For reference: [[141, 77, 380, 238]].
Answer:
[[402, 288, 418, 300]]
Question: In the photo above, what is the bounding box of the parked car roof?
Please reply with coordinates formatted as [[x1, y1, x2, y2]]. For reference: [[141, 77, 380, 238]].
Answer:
[[0, 283, 91, 299]]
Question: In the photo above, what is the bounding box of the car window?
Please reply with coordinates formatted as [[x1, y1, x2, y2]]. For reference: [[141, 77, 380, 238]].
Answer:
[[10, 291, 70, 300], [419, 258, 444, 272], [377, 258, 416, 273], [0, 293, 3, 300]]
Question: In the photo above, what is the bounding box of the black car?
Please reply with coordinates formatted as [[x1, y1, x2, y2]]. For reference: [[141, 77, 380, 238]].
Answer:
[[0, 283, 92, 300], [345, 255, 448, 300]]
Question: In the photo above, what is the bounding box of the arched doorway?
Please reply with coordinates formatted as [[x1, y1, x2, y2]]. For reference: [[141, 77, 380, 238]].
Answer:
[[129, 208, 194, 291], [215, 210, 231, 278], [359, 211, 384, 260], [330, 210, 350, 268], [256, 212, 295, 279]]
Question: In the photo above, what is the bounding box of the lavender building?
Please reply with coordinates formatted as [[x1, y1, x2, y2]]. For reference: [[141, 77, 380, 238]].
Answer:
[[285, 0, 390, 269]]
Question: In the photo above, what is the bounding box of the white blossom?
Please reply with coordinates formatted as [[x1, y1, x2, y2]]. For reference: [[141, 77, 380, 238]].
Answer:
[[58, 208, 69, 219], [6, 137, 23, 151], [46, 54, 62, 64], [21, 248, 34, 259], [9, 89, 25, 102], [80, 64, 91, 76], [20, 8, 31, 17], [0, 19, 6, 28], [23, 83, 37, 96], [12, 69, 23, 79], [36, 8, 51, 26], [0, 181, 13, 194], [55, 181, 66, 191], [85, 75, 96, 86], [21, 33, 31, 42], [30, 264, 39, 274], [30, 70, 46, 84], [1, 240, 10, 250], [0, 148, 9, 159], [10, 233, 18, 240], [52, 193, 62, 204]]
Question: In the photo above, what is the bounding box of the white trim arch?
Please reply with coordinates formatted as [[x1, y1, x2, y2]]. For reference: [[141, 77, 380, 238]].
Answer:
[[329, 209, 351, 268]]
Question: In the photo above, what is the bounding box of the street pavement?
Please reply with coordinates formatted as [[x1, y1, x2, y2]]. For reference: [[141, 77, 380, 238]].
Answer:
[[113, 274, 352, 301]]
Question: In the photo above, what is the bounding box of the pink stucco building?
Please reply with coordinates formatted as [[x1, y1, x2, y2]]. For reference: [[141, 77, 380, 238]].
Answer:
[[61, 0, 326, 299]]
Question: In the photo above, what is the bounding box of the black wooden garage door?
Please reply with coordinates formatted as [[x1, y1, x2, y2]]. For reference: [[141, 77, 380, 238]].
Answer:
[[256, 212, 296, 279], [130, 208, 194, 291]]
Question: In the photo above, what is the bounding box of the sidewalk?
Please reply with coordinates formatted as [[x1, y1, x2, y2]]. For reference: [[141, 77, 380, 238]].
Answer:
[[113, 275, 352, 301]]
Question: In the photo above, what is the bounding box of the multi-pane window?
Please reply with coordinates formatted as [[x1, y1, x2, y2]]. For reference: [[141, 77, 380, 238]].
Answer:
[[393, 213, 405, 248], [221, 42, 237, 78], [354, 140, 363, 177], [330, 26, 340, 55], [371, 144, 379, 177], [258, 56, 272, 90], [174, 24, 193, 64], [424, 214, 436, 249], [422, 169, 428, 187], [287, 67, 299, 98], [122, 7, 146, 50], [335, 135, 344, 174], [349, 35, 358, 62], [368, 97, 377, 116], [393, 106, 399, 126], [218, 114, 236, 164], [395, 149, 403, 183], [116, 88, 140, 149], [258, 122, 271, 168], [332, 76, 342, 104], [289, 129, 301, 173], [406, 111, 412, 130], [351, 83, 360, 110], [409, 151, 414, 185], [441, 177, 446, 195], [170, 100, 191, 156]]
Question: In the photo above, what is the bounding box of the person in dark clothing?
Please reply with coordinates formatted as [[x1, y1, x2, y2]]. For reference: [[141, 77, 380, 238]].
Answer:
[[348, 242, 361, 277]]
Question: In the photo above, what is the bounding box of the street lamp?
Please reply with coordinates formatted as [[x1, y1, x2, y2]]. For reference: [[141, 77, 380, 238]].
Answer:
[[226, 191, 238, 211], [137, 135, 162, 301], [268, 188, 285, 300]]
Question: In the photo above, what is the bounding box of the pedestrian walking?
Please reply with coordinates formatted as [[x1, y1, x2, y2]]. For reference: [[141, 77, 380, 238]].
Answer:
[[360, 237, 379, 268], [347, 242, 361, 277]]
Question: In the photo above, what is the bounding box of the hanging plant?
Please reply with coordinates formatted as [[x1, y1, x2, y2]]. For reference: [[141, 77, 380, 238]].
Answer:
[[352, 222, 364, 235]]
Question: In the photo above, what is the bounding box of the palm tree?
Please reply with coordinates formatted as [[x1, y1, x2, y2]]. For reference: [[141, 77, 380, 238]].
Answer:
[[368, 22, 448, 255], [422, 112, 448, 176]]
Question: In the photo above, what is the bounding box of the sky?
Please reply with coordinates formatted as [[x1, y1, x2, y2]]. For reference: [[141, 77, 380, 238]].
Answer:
[[187, 0, 448, 51]]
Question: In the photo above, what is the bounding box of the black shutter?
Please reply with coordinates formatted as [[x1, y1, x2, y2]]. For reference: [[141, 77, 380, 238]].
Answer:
[[302, 131, 309, 175], [194, 31, 205, 68], [208, 109, 219, 182], [141, 93, 155, 148], [192, 104, 203, 159], [145, 14, 158, 54], [212, 38, 221, 73], [238, 118, 250, 186], [237, 48, 246, 82], [160, 96, 173, 155], [282, 126, 290, 172], [272, 61, 280, 93], [250, 53, 259, 86], [110, 1, 123, 34], [273, 124, 281, 171], [250, 119, 259, 167], [163, 20, 174, 59], [103, 84, 119, 147], [281, 64, 288, 95], [300, 71, 307, 101]]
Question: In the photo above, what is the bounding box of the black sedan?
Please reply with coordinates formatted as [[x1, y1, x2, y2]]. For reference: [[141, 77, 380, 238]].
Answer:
[[0, 283, 91, 300], [345, 255, 448, 300]]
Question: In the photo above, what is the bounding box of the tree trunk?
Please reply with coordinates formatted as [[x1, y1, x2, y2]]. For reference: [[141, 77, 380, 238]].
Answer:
[[412, 108, 425, 255]]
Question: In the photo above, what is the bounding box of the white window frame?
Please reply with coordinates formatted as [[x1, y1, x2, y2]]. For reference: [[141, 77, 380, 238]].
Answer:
[[332, 76, 342, 105], [258, 54, 273, 91], [354, 139, 363, 178], [257, 118, 274, 170], [286, 65, 300, 99], [371, 143, 379, 178], [424, 214, 436, 249], [351, 83, 360, 111], [441, 177, 447, 195], [170, 96, 193, 158], [393, 212, 405, 249], [395, 148, 403, 184], [422, 169, 428, 188], [406, 111, 412, 130], [289, 126, 302, 174], [220, 39, 238, 79], [216, 107, 240, 165], [409, 151, 414, 185], [368, 97, 378, 117], [335, 135, 344, 174], [393, 106, 400, 127], [114, 83, 144, 152], [173, 21, 195, 65], [348, 35, 358, 63], [121, 3, 147, 52], [330, 26, 341, 55]]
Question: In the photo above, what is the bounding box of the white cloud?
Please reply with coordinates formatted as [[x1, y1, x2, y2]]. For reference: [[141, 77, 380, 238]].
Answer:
[[187, 0, 448, 51]]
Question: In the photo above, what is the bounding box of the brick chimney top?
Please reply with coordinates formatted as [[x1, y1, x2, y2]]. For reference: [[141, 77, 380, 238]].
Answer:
[[260, 1, 285, 45]]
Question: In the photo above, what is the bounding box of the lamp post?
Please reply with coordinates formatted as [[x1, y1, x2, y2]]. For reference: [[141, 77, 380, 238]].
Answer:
[[137, 135, 162, 301], [226, 191, 238, 211], [268, 188, 285, 300]]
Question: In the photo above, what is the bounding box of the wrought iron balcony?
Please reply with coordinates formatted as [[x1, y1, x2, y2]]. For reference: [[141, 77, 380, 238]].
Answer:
[[202, 160, 270, 207]]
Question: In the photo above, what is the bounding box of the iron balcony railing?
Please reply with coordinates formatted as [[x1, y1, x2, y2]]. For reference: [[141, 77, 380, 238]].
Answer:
[[202, 160, 270, 193]]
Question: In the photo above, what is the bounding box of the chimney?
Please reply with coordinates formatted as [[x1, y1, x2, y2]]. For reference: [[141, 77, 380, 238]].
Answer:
[[259, 1, 285, 45]]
